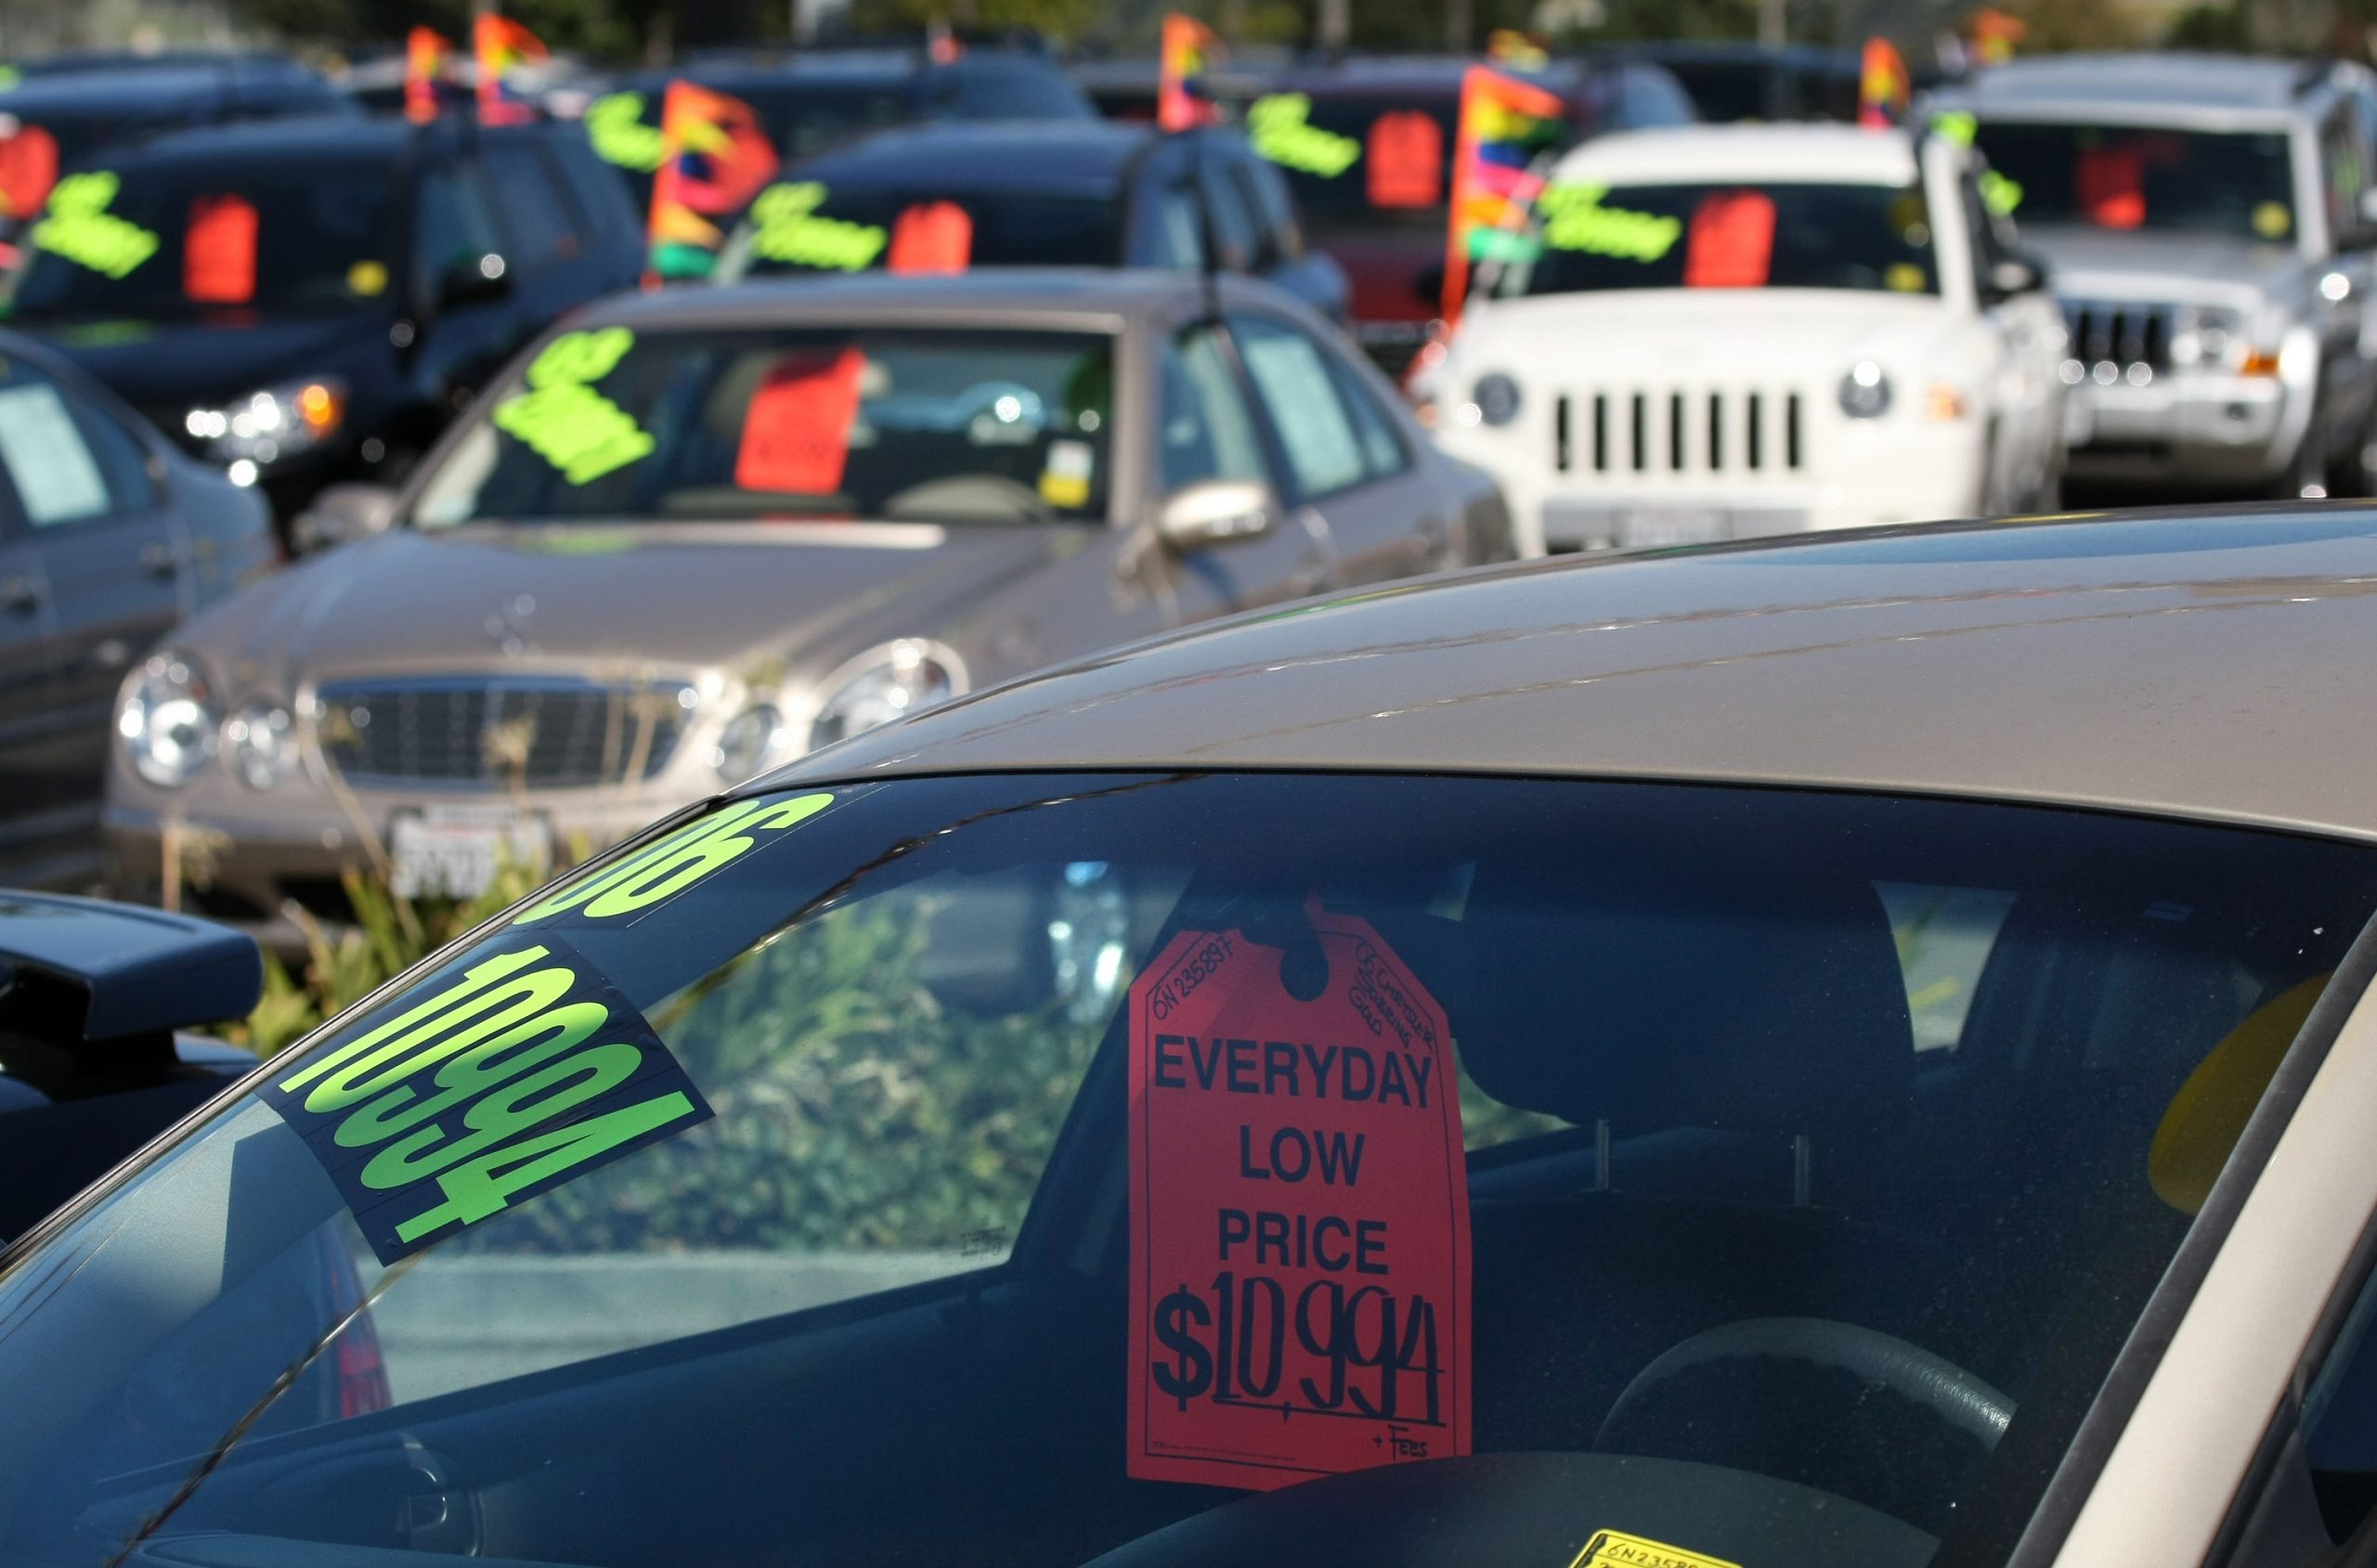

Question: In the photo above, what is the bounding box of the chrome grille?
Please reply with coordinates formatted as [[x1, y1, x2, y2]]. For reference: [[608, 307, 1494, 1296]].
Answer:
[[1556, 387, 1805, 477], [2061, 300, 2174, 378], [315, 677, 695, 790]]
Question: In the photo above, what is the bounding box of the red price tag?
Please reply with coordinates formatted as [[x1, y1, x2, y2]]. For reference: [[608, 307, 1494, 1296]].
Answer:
[[1683, 189, 1775, 289], [2077, 147, 2145, 229], [734, 347, 864, 496], [888, 201, 973, 275], [0, 123, 57, 221], [185, 194, 258, 304], [1367, 111, 1443, 210], [1127, 911, 1471, 1492]]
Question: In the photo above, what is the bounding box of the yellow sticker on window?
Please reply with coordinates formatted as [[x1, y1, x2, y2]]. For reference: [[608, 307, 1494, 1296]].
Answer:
[[348, 259, 389, 296], [1249, 94, 1361, 179], [1932, 110, 1978, 148], [490, 326, 655, 485], [1886, 262, 1926, 292], [1537, 183, 1682, 262], [747, 182, 888, 272], [1567, 1530, 1742, 1568], [586, 91, 666, 174], [32, 171, 158, 279], [2253, 200, 2292, 240], [1979, 168, 2024, 218]]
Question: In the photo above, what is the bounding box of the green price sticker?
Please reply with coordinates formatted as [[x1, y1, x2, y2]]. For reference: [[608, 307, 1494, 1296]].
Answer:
[[586, 92, 666, 173], [264, 937, 712, 1263], [1537, 183, 1681, 262], [32, 171, 159, 280], [747, 183, 888, 272], [1248, 95, 1361, 179], [490, 326, 656, 485], [516, 791, 838, 927]]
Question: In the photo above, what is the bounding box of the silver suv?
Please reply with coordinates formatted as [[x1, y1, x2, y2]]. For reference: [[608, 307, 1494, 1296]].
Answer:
[[1928, 54, 2377, 497]]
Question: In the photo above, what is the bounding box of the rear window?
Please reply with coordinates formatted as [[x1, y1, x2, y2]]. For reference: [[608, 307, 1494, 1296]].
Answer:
[[584, 79, 916, 212], [0, 772, 2370, 1568], [718, 180, 1124, 279]]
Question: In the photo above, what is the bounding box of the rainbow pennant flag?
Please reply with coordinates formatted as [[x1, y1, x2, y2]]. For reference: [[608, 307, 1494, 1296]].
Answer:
[[1857, 36, 1911, 128], [474, 14, 548, 125], [404, 27, 450, 124], [1444, 66, 1567, 319], [645, 80, 781, 283], [1159, 13, 1224, 132]]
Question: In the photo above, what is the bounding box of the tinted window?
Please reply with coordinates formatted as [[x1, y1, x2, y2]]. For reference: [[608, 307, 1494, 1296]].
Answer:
[[955, 62, 1094, 119], [1150, 182, 1206, 270], [0, 773, 2370, 1568], [721, 181, 1124, 279], [483, 142, 583, 272], [1198, 157, 1259, 270], [1250, 89, 1461, 233], [1239, 156, 1306, 261], [6, 156, 399, 322], [1231, 313, 1378, 498], [0, 362, 148, 525], [1970, 122, 2297, 240], [415, 326, 1117, 525], [1498, 180, 1939, 297], [549, 133, 639, 243], [412, 163, 503, 290], [1159, 323, 1267, 491]]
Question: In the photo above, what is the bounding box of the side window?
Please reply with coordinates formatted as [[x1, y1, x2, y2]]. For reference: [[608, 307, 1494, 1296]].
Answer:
[[1226, 162, 1281, 270], [2303, 1262, 2377, 1543], [1240, 157, 1305, 262], [552, 136, 637, 243], [1874, 883, 2019, 1053], [411, 164, 504, 289], [1228, 314, 1375, 499], [1151, 183, 1207, 272], [956, 65, 1082, 119], [1198, 158, 1259, 273], [0, 369, 142, 528], [1158, 326, 1268, 493], [2324, 104, 2367, 247], [484, 143, 584, 272], [1326, 356, 1410, 481]]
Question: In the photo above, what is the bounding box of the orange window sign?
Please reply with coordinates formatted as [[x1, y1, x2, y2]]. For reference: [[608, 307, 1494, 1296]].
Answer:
[[888, 201, 973, 275], [184, 195, 259, 305], [1367, 112, 1443, 209], [1683, 189, 1775, 289], [0, 123, 58, 221], [735, 346, 865, 496], [2076, 147, 2145, 229]]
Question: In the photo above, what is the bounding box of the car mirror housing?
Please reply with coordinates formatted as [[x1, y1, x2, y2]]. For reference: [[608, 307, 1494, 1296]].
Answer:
[[293, 483, 400, 554], [1156, 479, 1279, 552], [0, 891, 260, 1061], [436, 253, 513, 309]]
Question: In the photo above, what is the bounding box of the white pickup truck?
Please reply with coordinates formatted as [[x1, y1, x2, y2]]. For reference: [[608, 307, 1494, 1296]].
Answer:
[[1428, 123, 2070, 554]]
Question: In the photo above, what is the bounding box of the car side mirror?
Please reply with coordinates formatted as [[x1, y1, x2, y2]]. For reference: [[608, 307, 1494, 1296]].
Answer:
[[1983, 252, 2048, 303], [0, 890, 261, 1057], [436, 253, 513, 309], [293, 483, 399, 554], [1156, 478, 1279, 552]]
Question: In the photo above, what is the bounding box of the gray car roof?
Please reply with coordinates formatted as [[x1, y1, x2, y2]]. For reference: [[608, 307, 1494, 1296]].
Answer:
[[767, 507, 2377, 844], [568, 267, 1251, 333], [1941, 52, 2322, 113]]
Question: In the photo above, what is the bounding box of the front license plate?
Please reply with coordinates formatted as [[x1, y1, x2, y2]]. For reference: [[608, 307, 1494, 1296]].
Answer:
[[1620, 508, 1726, 548], [389, 805, 552, 899]]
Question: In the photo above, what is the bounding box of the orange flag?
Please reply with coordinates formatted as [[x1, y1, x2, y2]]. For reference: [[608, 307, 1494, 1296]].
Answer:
[[474, 14, 549, 125], [1858, 36, 1911, 129], [1158, 13, 1224, 132], [404, 27, 450, 124], [646, 79, 781, 283], [1444, 66, 1567, 321]]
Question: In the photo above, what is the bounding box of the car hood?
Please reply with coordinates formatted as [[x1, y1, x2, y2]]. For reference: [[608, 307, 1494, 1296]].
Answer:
[[2018, 225, 2306, 303], [190, 522, 1095, 697], [1450, 289, 1961, 381], [24, 311, 386, 410]]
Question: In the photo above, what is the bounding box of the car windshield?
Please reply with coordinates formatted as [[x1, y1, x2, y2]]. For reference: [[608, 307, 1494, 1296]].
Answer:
[[1249, 91, 1459, 232], [717, 182, 1125, 279], [413, 324, 1116, 526], [0, 771, 2369, 1568], [1493, 179, 1940, 296], [2, 156, 397, 321], [1967, 122, 2298, 240]]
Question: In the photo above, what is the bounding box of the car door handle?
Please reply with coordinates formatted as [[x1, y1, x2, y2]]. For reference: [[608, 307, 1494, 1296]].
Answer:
[[0, 576, 39, 616], [138, 540, 183, 579]]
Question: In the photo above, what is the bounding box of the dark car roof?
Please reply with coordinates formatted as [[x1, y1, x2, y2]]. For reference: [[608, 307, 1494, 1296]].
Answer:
[[1611, 41, 1856, 69], [89, 113, 550, 170], [1266, 55, 1585, 97], [790, 119, 1158, 191], [0, 62, 342, 116], [624, 48, 1066, 96], [572, 265, 1260, 333], [767, 506, 2377, 845]]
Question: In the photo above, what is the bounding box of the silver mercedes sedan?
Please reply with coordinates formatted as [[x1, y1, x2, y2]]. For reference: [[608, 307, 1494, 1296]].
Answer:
[[98, 269, 1509, 943], [8, 505, 2377, 1568]]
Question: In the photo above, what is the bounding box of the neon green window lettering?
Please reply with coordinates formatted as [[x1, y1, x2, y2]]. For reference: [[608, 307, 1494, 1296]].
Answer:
[[526, 326, 637, 389], [1981, 169, 2023, 217], [332, 999, 610, 1149], [32, 171, 160, 280], [279, 945, 552, 1101], [306, 961, 578, 1120], [748, 183, 888, 272], [1248, 95, 1360, 179], [586, 94, 666, 173], [395, 1086, 702, 1243], [1933, 110, 1978, 149], [360, 1039, 646, 1193], [491, 379, 656, 486], [515, 792, 835, 924], [1539, 183, 1682, 261]]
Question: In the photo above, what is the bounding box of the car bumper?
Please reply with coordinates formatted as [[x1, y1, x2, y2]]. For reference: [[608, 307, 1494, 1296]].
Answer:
[[2062, 368, 2308, 486]]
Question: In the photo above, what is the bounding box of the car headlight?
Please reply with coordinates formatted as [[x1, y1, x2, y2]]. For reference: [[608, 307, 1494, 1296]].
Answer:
[[1838, 361, 1892, 420], [185, 376, 348, 477], [118, 651, 219, 788], [224, 702, 296, 791], [2172, 305, 2259, 371], [711, 704, 792, 784], [1461, 373, 1522, 428], [809, 639, 964, 752]]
